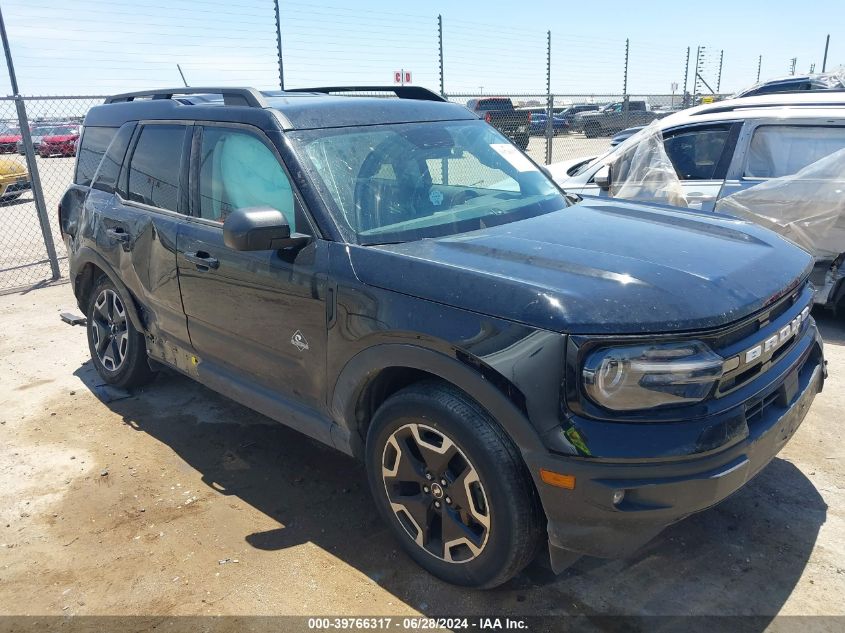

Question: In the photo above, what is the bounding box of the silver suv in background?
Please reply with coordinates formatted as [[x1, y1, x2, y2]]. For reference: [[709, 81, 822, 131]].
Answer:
[[548, 92, 845, 312]]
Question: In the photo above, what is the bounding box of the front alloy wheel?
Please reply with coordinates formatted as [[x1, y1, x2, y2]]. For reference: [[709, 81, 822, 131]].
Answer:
[[382, 422, 490, 563], [366, 381, 543, 588]]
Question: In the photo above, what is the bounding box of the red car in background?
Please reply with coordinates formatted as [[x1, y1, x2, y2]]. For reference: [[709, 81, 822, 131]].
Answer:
[[0, 125, 22, 153], [38, 124, 80, 157]]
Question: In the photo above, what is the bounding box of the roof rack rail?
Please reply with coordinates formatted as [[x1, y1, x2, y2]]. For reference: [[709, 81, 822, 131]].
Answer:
[[105, 87, 268, 108], [695, 97, 845, 115], [286, 86, 447, 102]]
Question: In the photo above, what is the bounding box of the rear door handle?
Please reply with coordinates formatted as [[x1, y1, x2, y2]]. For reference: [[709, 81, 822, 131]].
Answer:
[[184, 250, 219, 270], [105, 227, 130, 243]]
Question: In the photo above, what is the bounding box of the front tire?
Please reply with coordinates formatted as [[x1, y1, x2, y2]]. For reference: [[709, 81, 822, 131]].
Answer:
[[365, 381, 543, 588], [86, 276, 155, 389]]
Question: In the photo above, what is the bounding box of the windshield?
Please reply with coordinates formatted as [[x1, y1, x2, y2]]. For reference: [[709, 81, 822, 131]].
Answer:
[[290, 120, 567, 245]]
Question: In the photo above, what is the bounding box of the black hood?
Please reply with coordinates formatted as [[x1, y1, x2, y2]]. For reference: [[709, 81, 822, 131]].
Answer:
[[348, 200, 813, 334]]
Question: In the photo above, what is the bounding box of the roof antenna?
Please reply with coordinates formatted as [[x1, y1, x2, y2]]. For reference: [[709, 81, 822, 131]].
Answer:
[[176, 64, 189, 87]]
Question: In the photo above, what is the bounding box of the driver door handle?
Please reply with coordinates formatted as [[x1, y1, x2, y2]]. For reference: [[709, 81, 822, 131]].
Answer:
[[184, 250, 219, 270]]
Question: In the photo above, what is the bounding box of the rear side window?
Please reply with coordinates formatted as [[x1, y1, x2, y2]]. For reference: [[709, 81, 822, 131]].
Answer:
[[745, 125, 845, 178], [127, 124, 187, 212], [75, 126, 117, 186], [664, 125, 732, 180]]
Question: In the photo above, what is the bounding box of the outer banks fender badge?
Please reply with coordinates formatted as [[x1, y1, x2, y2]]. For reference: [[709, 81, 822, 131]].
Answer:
[[291, 330, 309, 352]]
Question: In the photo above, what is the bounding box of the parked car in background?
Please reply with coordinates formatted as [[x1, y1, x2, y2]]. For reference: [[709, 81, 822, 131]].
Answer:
[[17, 124, 54, 155], [39, 124, 81, 157], [557, 104, 601, 127], [570, 101, 664, 137], [0, 156, 30, 201], [60, 86, 825, 589], [610, 125, 644, 146], [525, 110, 568, 135], [465, 97, 531, 149], [0, 125, 22, 153], [571, 101, 667, 137], [548, 91, 845, 310], [734, 71, 845, 98]]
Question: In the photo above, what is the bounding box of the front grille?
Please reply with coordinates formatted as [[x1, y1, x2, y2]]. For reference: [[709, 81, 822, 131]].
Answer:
[[714, 284, 811, 397]]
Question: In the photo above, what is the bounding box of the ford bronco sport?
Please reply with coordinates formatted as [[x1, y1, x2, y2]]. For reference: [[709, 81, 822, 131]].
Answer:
[[60, 86, 826, 589]]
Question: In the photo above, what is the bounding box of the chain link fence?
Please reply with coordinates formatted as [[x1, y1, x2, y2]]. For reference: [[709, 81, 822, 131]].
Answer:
[[0, 96, 104, 292], [0, 91, 728, 293], [446, 93, 724, 167]]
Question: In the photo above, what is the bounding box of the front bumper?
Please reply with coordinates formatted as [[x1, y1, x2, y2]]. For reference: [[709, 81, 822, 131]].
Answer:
[[526, 321, 825, 565], [0, 177, 31, 197]]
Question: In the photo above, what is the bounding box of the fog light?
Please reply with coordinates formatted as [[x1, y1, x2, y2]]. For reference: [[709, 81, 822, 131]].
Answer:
[[612, 489, 625, 505]]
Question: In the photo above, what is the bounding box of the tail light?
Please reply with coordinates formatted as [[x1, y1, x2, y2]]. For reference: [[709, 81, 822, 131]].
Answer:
[[484, 112, 492, 123], [527, 113, 532, 124]]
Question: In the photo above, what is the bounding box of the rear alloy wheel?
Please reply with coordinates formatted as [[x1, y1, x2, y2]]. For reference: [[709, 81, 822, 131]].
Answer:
[[86, 276, 156, 389], [366, 381, 543, 588], [90, 287, 129, 373]]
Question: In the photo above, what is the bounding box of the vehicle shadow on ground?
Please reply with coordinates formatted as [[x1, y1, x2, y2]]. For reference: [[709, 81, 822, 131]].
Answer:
[[72, 362, 828, 621]]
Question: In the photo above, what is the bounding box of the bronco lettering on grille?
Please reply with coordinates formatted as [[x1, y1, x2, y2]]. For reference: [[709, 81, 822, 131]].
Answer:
[[737, 306, 810, 368]]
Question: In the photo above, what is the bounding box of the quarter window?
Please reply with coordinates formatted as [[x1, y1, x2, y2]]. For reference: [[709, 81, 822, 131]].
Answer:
[[75, 126, 117, 187], [663, 126, 731, 180], [197, 127, 297, 229], [127, 125, 186, 212], [745, 125, 845, 178]]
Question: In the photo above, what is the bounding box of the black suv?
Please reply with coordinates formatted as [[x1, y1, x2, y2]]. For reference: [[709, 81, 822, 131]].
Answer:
[[60, 86, 826, 589]]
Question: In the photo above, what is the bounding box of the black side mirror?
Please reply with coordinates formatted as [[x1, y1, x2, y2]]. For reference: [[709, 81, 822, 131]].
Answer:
[[223, 206, 309, 251]]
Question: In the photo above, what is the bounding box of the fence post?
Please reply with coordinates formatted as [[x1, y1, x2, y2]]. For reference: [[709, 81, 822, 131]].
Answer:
[[757, 55, 762, 83], [622, 38, 629, 130], [438, 14, 445, 97], [274, 0, 285, 90], [0, 6, 60, 280], [822, 35, 829, 73], [693, 46, 702, 101], [716, 49, 724, 93], [545, 30, 552, 165]]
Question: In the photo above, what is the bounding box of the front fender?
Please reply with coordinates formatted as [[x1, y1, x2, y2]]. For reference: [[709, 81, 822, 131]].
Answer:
[[330, 343, 548, 460]]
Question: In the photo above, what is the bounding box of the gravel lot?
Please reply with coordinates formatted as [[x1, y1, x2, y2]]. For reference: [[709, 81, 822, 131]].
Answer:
[[0, 284, 843, 628]]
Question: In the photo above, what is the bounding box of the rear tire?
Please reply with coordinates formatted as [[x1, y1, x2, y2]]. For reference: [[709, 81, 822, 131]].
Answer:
[[584, 123, 601, 138], [86, 275, 156, 389], [365, 380, 543, 588]]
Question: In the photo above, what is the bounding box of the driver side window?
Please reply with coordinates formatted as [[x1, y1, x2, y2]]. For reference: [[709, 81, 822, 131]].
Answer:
[[197, 127, 298, 231]]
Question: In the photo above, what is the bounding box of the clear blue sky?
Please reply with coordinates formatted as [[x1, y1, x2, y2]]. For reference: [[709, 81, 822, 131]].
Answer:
[[1, 0, 842, 97]]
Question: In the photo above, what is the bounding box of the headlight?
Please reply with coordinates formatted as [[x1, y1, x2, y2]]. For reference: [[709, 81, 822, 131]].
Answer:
[[581, 341, 724, 411]]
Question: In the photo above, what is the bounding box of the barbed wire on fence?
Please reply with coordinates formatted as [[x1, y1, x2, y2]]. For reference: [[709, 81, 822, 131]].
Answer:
[[0, 0, 833, 291]]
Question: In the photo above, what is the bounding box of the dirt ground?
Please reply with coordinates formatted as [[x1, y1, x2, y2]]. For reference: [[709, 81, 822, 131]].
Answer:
[[1, 283, 844, 627]]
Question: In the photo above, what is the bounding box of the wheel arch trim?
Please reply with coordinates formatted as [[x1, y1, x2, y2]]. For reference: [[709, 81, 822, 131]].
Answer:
[[330, 343, 546, 459], [72, 247, 145, 333]]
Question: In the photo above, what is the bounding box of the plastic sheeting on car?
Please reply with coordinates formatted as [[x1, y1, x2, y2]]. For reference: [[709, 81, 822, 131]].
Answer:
[[715, 146, 845, 261], [608, 121, 688, 208]]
